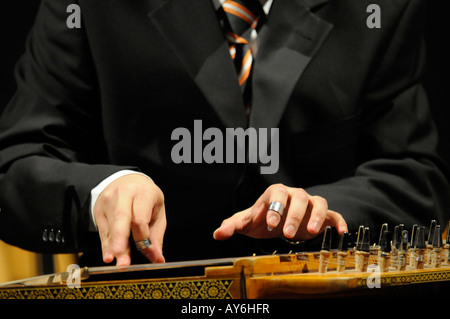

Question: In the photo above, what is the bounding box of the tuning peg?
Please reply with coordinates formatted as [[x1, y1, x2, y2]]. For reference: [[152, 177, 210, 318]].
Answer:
[[432, 225, 442, 248], [445, 220, 450, 245], [338, 232, 350, 252], [415, 226, 426, 249], [356, 225, 364, 250], [337, 232, 350, 273], [397, 230, 408, 270], [410, 224, 418, 247], [378, 223, 388, 246], [378, 230, 391, 272], [321, 226, 332, 251], [319, 226, 332, 273], [379, 230, 391, 253], [431, 225, 442, 268], [427, 220, 436, 245], [393, 224, 404, 250], [414, 226, 426, 269], [400, 230, 408, 251], [361, 227, 370, 253], [445, 221, 450, 265], [355, 227, 370, 272], [408, 226, 418, 268]]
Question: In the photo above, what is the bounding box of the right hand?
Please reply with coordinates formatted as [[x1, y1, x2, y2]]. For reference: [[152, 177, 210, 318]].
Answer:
[[93, 174, 166, 266], [213, 184, 347, 242]]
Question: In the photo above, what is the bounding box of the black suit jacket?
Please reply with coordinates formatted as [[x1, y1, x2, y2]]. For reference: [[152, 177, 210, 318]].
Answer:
[[0, 0, 448, 263]]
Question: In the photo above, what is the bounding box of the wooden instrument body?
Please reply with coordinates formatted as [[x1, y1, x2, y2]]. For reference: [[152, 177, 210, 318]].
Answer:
[[1, 248, 449, 299]]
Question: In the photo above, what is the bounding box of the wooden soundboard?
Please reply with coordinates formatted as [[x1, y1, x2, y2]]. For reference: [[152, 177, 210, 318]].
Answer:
[[1, 222, 449, 299]]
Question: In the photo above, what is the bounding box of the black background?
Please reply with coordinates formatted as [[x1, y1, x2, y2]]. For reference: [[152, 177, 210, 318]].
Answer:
[[1, 1, 449, 164]]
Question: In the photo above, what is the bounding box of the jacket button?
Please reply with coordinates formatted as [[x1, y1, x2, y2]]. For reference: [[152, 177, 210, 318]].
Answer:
[[48, 229, 55, 242], [42, 228, 48, 242], [55, 230, 63, 244]]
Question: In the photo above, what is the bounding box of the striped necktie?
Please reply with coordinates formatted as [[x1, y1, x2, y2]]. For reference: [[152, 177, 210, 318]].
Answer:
[[222, 0, 265, 117]]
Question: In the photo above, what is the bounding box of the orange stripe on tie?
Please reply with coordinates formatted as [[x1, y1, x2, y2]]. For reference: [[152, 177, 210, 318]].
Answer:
[[225, 31, 248, 44], [229, 44, 236, 59], [226, 1, 258, 22], [223, 2, 258, 28], [239, 49, 253, 85]]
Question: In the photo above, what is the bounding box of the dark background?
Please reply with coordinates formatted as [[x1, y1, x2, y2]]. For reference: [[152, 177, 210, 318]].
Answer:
[[1, 1, 449, 164]]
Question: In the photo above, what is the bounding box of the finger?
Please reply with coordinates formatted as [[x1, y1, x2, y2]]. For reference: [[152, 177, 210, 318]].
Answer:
[[131, 192, 166, 263], [94, 195, 132, 265], [147, 203, 167, 263], [263, 185, 289, 230], [94, 209, 114, 264], [143, 237, 165, 264], [213, 208, 252, 240], [282, 189, 309, 239], [324, 210, 348, 234], [106, 196, 133, 266], [306, 196, 328, 235]]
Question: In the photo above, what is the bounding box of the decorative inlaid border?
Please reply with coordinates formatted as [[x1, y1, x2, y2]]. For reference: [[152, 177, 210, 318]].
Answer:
[[0, 279, 234, 300], [357, 270, 450, 287]]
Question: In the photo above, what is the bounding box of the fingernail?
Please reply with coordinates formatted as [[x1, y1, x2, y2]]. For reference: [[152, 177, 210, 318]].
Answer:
[[269, 215, 278, 227], [267, 225, 273, 232], [340, 221, 348, 233], [312, 221, 320, 233], [103, 252, 112, 263], [285, 225, 296, 238]]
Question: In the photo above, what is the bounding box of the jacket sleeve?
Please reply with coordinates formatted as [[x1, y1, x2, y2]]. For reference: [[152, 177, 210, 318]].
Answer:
[[0, 0, 134, 253], [306, 0, 450, 236]]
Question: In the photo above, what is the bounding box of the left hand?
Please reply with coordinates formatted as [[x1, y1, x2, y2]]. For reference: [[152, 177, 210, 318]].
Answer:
[[213, 184, 348, 242], [93, 174, 166, 266]]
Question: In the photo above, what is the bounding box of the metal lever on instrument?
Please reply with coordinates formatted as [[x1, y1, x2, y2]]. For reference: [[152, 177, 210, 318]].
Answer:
[[321, 226, 332, 251], [408, 224, 418, 268], [0, 267, 90, 287], [396, 230, 408, 270], [355, 227, 370, 272], [0, 258, 236, 288], [414, 226, 426, 269], [426, 220, 437, 265], [410, 224, 418, 247], [445, 220, 450, 246], [431, 225, 442, 268], [361, 227, 370, 253], [319, 226, 332, 273], [391, 224, 404, 267], [445, 221, 450, 264], [337, 232, 350, 272], [379, 230, 391, 272], [427, 220, 437, 245], [355, 225, 365, 251], [392, 224, 404, 250], [377, 223, 388, 249]]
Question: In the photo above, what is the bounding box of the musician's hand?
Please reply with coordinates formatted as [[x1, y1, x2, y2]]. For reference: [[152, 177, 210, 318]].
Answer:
[[213, 184, 347, 242], [93, 174, 166, 266]]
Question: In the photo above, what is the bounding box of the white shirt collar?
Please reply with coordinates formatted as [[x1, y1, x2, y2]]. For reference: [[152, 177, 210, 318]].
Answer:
[[212, 0, 273, 15]]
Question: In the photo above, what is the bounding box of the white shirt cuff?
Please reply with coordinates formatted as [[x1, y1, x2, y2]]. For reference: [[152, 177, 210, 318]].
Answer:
[[89, 170, 151, 231]]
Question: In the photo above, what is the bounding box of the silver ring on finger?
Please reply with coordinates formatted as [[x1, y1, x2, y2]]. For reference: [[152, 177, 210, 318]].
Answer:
[[135, 238, 152, 251], [268, 201, 284, 216]]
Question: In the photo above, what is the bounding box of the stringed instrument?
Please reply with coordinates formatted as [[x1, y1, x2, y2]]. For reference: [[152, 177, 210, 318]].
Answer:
[[1, 221, 449, 299]]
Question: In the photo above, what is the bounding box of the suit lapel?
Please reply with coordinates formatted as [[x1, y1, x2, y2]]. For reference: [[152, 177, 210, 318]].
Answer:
[[148, 0, 248, 129], [250, 0, 333, 130], [148, 0, 333, 130]]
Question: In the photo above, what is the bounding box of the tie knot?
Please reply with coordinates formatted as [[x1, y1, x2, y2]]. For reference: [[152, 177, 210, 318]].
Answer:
[[222, 0, 265, 44]]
